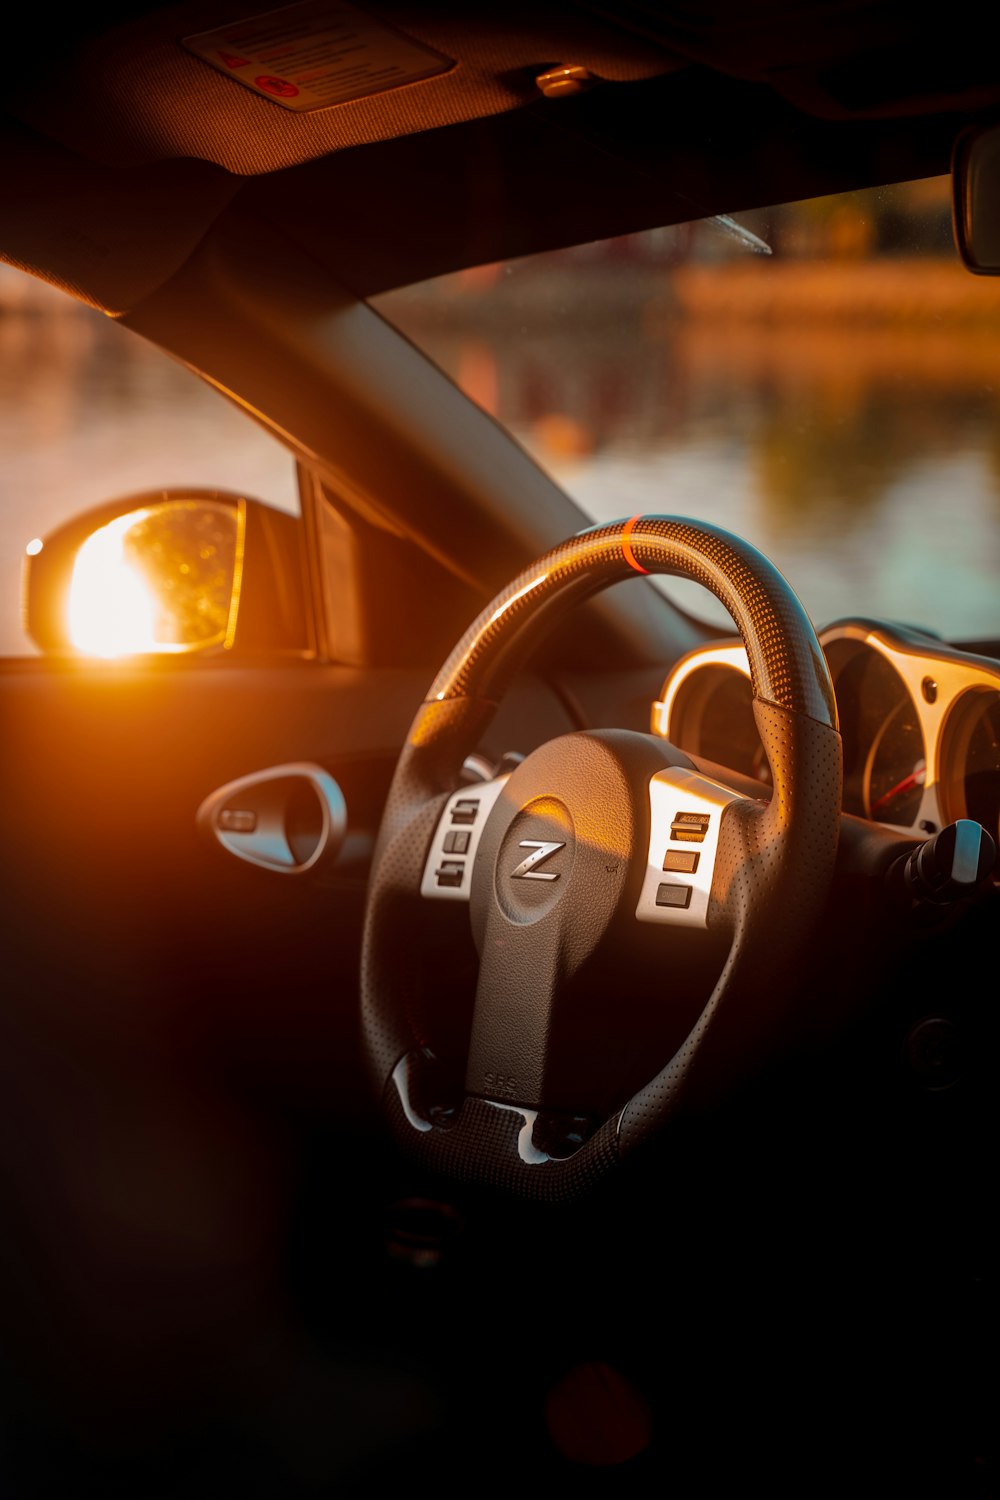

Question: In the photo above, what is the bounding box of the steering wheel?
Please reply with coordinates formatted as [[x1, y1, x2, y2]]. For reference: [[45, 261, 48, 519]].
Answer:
[[361, 516, 841, 1200]]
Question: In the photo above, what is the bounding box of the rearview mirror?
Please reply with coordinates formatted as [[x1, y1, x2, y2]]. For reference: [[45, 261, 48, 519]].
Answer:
[[952, 122, 1000, 274], [23, 489, 309, 657]]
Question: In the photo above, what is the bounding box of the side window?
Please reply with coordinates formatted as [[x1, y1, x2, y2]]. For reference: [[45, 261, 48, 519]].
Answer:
[[0, 267, 299, 657]]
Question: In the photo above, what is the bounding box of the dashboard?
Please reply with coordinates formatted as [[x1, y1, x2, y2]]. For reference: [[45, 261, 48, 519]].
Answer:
[[651, 618, 1000, 843]]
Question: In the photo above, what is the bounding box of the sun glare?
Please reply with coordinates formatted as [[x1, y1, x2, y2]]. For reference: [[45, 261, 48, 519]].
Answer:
[[67, 511, 170, 657]]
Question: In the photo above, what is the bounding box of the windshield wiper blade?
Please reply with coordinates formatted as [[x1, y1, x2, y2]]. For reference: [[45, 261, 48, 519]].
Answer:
[[710, 214, 772, 255]]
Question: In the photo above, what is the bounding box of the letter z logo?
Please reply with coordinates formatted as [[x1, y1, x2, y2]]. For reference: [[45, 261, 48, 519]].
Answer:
[[510, 840, 565, 881]]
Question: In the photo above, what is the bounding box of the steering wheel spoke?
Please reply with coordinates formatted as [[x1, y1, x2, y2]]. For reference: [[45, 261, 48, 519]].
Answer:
[[635, 765, 750, 929]]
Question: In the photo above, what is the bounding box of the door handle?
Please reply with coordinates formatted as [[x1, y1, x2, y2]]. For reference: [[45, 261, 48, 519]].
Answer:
[[197, 762, 346, 874]]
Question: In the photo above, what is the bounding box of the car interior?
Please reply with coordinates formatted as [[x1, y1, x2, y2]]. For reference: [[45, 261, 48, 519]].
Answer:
[[1, 2, 998, 1495]]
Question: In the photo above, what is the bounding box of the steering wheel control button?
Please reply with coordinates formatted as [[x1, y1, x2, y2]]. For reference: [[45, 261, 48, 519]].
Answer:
[[420, 777, 508, 901], [670, 811, 711, 842], [663, 848, 699, 873], [636, 767, 742, 927], [655, 882, 692, 908]]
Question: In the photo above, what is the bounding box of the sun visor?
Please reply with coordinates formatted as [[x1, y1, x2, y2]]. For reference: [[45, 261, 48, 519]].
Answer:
[[5, 0, 680, 175]]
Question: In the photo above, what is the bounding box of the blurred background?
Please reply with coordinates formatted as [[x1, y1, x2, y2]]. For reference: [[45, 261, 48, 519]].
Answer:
[[5, 173, 1000, 654]]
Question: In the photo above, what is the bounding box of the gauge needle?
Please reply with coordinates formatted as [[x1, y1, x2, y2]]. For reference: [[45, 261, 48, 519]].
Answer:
[[871, 760, 926, 816]]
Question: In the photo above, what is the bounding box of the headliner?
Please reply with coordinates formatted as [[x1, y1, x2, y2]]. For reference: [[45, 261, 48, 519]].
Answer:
[[2, 1, 998, 309]]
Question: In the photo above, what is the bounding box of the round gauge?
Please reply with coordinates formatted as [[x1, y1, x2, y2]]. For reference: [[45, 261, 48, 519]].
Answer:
[[665, 662, 771, 786], [862, 700, 926, 825], [823, 637, 926, 827], [940, 687, 1000, 844]]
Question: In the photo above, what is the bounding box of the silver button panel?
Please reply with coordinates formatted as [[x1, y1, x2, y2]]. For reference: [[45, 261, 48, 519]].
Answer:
[[636, 766, 744, 927], [420, 776, 509, 900]]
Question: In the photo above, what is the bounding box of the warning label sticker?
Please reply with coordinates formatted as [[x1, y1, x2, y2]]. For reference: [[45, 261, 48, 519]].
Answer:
[[183, 0, 453, 113]]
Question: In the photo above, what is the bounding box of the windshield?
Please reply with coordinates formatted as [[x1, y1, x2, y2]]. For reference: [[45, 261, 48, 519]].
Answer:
[[375, 177, 1000, 640]]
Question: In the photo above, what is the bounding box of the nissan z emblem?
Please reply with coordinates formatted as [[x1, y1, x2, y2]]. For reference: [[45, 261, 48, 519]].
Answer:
[[510, 840, 565, 881]]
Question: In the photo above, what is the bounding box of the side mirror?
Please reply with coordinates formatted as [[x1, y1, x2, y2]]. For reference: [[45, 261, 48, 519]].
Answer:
[[952, 122, 1000, 274], [23, 489, 309, 657]]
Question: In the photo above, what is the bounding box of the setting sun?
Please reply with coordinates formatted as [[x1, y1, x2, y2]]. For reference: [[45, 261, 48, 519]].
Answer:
[[67, 511, 167, 657]]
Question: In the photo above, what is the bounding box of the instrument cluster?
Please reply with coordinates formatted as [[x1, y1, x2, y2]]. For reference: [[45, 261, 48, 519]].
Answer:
[[651, 619, 1000, 842]]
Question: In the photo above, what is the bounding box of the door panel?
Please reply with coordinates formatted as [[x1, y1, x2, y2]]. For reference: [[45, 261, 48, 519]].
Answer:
[[0, 656, 575, 1469]]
